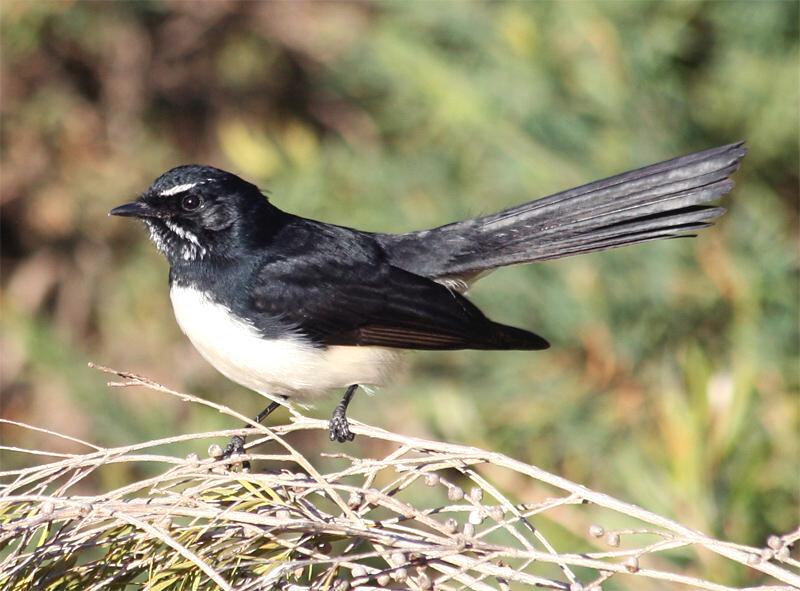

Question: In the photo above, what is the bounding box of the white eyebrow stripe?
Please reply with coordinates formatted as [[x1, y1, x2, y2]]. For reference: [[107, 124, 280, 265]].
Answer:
[[159, 182, 198, 196]]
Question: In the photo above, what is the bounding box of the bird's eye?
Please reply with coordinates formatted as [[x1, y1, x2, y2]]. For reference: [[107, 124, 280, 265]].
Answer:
[[181, 194, 202, 211]]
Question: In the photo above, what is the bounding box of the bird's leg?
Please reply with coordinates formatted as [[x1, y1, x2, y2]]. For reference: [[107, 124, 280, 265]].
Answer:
[[329, 385, 358, 443], [222, 397, 285, 467]]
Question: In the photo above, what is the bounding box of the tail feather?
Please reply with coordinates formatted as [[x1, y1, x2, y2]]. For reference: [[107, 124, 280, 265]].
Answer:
[[495, 184, 731, 248], [539, 207, 723, 254], [378, 142, 747, 280], [483, 147, 740, 229]]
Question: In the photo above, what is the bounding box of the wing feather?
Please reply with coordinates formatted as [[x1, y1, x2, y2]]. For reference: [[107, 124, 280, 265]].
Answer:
[[250, 253, 547, 351]]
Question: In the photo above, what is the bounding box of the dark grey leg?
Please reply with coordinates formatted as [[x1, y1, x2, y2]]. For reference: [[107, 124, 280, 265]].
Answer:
[[222, 398, 284, 466], [329, 385, 358, 443]]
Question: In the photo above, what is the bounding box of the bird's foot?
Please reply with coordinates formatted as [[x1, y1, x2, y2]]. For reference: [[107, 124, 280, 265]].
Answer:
[[221, 434, 250, 471], [329, 384, 359, 443], [329, 411, 355, 442], [217, 399, 284, 471], [222, 435, 247, 459]]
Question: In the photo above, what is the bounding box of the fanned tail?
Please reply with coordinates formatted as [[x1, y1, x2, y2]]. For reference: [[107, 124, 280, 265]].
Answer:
[[380, 142, 747, 280]]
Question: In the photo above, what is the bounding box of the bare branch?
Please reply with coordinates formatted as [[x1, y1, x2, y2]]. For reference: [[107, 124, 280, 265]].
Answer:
[[0, 365, 796, 591]]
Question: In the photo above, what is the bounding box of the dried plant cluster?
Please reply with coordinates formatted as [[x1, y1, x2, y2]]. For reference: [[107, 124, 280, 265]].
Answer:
[[1, 366, 797, 591]]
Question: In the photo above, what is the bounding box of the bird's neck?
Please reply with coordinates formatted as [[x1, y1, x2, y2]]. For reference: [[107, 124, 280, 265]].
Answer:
[[236, 199, 292, 251], [168, 200, 289, 290]]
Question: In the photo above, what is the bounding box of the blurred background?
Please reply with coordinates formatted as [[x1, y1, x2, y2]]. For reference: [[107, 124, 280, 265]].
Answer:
[[1, 0, 797, 583]]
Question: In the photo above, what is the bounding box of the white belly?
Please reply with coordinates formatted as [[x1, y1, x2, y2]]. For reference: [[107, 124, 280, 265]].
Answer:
[[170, 285, 403, 400]]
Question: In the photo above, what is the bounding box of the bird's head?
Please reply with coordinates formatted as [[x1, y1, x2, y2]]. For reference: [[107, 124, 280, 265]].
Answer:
[[110, 165, 272, 264]]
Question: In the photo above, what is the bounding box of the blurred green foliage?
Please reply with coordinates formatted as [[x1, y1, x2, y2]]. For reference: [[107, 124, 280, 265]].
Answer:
[[1, 1, 797, 585]]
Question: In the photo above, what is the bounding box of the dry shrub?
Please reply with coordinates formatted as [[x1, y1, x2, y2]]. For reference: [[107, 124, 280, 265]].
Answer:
[[1, 366, 797, 590]]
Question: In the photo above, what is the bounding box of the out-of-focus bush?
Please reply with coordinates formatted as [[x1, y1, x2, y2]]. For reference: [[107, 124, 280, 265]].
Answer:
[[1, 0, 797, 577]]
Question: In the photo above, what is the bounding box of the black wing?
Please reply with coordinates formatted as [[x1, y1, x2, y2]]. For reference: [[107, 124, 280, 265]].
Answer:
[[249, 240, 548, 351]]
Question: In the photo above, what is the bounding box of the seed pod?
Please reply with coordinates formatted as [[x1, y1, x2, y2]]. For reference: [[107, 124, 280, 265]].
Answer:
[[448, 486, 464, 501], [316, 541, 331, 554], [350, 565, 366, 579], [588, 524, 604, 538], [390, 552, 406, 567], [392, 567, 408, 582], [347, 491, 363, 508]]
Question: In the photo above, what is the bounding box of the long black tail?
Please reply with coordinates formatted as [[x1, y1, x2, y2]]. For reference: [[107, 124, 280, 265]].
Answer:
[[379, 142, 747, 282]]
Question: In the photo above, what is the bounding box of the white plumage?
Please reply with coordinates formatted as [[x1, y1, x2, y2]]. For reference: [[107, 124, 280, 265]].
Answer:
[[169, 284, 404, 401], [158, 181, 199, 196]]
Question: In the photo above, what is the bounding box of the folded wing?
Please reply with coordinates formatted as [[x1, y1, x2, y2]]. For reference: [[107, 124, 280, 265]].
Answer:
[[250, 255, 548, 351]]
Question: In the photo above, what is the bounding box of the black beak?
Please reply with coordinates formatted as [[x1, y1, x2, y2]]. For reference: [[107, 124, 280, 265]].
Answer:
[[109, 201, 160, 218]]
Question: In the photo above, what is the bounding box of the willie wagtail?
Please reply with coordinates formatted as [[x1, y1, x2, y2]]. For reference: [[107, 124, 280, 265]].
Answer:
[[110, 142, 746, 453]]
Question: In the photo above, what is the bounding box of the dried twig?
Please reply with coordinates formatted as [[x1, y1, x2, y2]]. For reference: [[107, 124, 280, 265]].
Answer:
[[0, 365, 796, 590]]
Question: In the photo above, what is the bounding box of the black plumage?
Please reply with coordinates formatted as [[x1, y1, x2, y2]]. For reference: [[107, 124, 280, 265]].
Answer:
[[110, 142, 747, 445], [378, 142, 746, 279], [245, 217, 548, 350]]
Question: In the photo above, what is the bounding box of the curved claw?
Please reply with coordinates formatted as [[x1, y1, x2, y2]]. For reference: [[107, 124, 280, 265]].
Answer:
[[329, 415, 355, 443], [221, 435, 250, 471]]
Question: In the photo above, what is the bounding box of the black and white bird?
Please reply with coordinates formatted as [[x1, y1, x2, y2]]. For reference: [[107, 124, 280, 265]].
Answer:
[[110, 142, 746, 451]]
